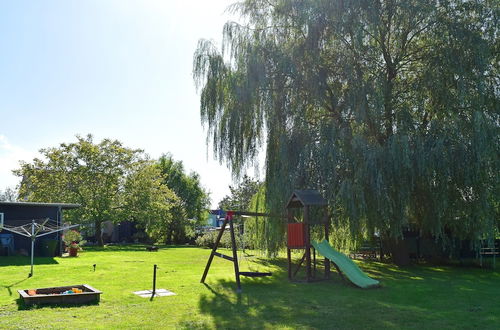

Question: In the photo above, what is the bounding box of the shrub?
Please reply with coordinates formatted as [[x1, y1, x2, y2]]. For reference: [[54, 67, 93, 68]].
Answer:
[[62, 230, 87, 251], [195, 230, 255, 249], [132, 231, 151, 244]]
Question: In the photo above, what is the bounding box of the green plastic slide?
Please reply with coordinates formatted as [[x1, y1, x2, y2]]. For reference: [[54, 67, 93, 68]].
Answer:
[[312, 240, 380, 289]]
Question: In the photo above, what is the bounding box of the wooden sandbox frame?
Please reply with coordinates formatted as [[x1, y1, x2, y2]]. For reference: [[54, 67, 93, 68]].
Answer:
[[18, 284, 102, 306]]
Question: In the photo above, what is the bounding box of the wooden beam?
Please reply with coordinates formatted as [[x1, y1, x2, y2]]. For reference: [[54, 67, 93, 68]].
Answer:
[[304, 206, 312, 281], [287, 248, 292, 280], [324, 219, 330, 279], [228, 218, 242, 293], [227, 211, 286, 219], [292, 252, 307, 278], [200, 217, 228, 283], [213, 252, 234, 262]]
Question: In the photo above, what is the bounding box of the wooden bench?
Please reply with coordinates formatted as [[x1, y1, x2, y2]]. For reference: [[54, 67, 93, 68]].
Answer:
[[350, 246, 377, 260], [479, 247, 498, 268]]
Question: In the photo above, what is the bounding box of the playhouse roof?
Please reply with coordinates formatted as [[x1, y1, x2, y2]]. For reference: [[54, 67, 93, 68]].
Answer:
[[286, 190, 327, 208]]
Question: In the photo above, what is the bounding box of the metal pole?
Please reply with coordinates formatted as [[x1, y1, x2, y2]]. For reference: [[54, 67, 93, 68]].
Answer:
[[30, 220, 35, 277]]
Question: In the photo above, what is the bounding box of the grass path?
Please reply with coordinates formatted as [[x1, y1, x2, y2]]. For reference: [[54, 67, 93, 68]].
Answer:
[[0, 245, 498, 329]]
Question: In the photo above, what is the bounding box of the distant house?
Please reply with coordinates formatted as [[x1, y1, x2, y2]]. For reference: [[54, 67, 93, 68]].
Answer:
[[79, 219, 139, 244], [207, 213, 219, 227], [204, 210, 225, 229], [0, 201, 80, 256], [102, 220, 138, 243]]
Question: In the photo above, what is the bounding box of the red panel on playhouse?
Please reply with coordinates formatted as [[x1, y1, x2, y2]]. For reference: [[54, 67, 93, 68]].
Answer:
[[287, 223, 305, 248]]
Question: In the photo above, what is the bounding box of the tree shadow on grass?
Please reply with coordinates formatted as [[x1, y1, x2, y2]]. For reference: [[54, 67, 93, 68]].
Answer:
[[197, 276, 386, 329], [0, 256, 58, 267], [196, 258, 359, 329], [85, 244, 198, 253], [196, 257, 500, 329], [365, 261, 500, 285], [198, 281, 291, 329], [85, 244, 155, 252]]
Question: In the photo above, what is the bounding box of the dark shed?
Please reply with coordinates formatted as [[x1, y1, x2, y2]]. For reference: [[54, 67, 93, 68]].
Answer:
[[0, 202, 80, 256]]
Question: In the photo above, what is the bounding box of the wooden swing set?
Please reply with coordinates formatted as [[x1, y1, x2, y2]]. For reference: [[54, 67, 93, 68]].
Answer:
[[201, 190, 335, 292], [200, 210, 273, 293]]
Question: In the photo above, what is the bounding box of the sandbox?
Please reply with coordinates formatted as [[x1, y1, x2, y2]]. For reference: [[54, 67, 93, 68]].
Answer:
[[18, 284, 102, 306]]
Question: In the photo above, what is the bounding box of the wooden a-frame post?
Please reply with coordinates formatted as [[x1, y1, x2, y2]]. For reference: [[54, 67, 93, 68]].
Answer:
[[200, 211, 242, 293]]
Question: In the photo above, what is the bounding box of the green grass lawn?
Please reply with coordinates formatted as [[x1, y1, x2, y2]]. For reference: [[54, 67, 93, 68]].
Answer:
[[0, 245, 498, 329]]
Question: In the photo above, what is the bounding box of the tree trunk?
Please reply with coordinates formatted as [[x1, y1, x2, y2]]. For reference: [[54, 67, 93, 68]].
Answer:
[[95, 220, 104, 246], [385, 237, 411, 266], [383, 66, 396, 140], [167, 228, 173, 245]]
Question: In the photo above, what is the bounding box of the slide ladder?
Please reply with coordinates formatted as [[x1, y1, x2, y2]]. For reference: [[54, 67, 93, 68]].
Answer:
[[312, 240, 380, 289]]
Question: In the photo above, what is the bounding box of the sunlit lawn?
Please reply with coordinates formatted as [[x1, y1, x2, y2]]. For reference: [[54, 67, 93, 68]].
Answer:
[[0, 245, 498, 329]]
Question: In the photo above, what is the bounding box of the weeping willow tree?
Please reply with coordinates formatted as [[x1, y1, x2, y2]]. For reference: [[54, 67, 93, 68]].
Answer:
[[245, 185, 284, 254], [194, 0, 499, 256]]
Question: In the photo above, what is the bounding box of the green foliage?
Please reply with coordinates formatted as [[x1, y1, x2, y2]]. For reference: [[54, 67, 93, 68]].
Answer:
[[218, 175, 261, 210], [246, 186, 361, 255], [0, 246, 499, 328], [245, 185, 285, 255], [14, 135, 180, 246], [62, 230, 86, 250], [123, 161, 182, 244], [194, 0, 499, 253], [196, 230, 235, 249], [0, 187, 18, 202], [195, 226, 255, 249], [156, 154, 210, 243]]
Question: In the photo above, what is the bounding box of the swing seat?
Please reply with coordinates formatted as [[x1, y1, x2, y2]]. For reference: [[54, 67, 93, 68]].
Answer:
[[238, 271, 272, 278]]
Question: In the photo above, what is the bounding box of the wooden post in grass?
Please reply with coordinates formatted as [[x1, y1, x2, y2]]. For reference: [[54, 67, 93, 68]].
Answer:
[[324, 214, 330, 279], [201, 212, 242, 292], [200, 211, 271, 292], [228, 215, 242, 293], [304, 205, 312, 281], [200, 217, 228, 284], [287, 208, 293, 280]]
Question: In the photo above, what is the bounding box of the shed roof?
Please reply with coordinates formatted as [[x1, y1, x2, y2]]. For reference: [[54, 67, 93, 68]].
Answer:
[[286, 190, 327, 208], [0, 201, 80, 210]]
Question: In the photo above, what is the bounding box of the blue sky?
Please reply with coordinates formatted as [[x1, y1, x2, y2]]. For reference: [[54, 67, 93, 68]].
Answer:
[[0, 0, 252, 207]]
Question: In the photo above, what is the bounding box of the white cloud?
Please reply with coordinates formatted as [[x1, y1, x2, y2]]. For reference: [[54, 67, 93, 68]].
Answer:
[[0, 135, 36, 189]]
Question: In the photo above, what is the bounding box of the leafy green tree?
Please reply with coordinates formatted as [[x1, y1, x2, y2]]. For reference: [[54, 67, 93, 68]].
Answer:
[[0, 187, 18, 202], [123, 161, 181, 244], [218, 175, 261, 211], [157, 154, 210, 243], [194, 0, 499, 258], [14, 135, 179, 246]]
